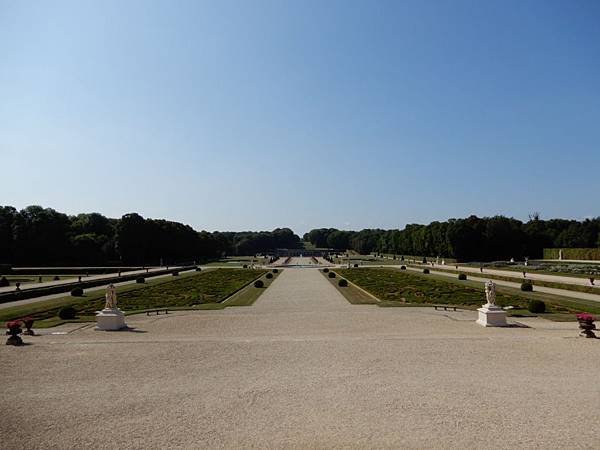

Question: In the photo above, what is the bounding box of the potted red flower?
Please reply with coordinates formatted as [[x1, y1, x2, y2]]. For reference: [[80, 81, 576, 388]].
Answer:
[[576, 313, 597, 338], [22, 317, 35, 336], [6, 320, 24, 346]]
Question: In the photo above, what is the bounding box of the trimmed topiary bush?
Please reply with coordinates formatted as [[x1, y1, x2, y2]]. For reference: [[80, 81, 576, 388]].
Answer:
[[254, 280, 264, 288], [521, 281, 533, 292], [323, 268, 329, 273], [0, 276, 9, 287], [70, 287, 83, 297], [266, 273, 273, 279], [353, 263, 359, 268], [423, 268, 430, 274], [400, 266, 406, 270], [136, 277, 145, 284], [458, 273, 467, 280], [338, 279, 348, 287], [195, 267, 202, 272], [328, 272, 336, 278], [58, 306, 76, 320], [272, 268, 278, 273], [528, 299, 546, 313]]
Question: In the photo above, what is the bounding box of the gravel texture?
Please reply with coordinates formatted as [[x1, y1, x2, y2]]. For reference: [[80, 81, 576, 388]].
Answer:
[[2, 261, 599, 449]]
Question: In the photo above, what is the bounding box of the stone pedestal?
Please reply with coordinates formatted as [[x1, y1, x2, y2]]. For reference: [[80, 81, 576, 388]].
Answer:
[[95, 308, 126, 331], [476, 304, 508, 327]]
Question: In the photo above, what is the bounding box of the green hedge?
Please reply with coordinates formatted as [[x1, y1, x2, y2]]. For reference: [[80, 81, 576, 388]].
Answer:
[[544, 248, 600, 261]]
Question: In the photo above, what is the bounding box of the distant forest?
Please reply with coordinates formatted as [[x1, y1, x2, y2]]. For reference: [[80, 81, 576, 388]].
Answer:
[[0, 206, 302, 266], [304, 215, 600, 262], [1, 206, 599, 265]]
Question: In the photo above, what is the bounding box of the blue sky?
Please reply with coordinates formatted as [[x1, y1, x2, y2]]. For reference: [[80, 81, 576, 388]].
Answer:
[[1, 0, 599, 235]]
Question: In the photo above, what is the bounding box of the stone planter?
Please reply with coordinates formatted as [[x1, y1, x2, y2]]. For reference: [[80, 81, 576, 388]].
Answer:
[[578, 320, 597, 339], [22, 317, 35, 336], [6, 321, 24, 346]]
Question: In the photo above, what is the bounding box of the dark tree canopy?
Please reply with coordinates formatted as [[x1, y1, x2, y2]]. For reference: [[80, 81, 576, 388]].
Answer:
[[0, 206, 302, 266], [304, 215, 600, 261]]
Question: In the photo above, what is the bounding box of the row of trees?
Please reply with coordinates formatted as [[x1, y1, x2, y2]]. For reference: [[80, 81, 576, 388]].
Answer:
[[304, 215, 600, 261], [0, 206, 302, 266]]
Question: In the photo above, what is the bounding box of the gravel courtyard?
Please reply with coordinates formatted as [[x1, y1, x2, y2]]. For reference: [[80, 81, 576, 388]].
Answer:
[[2, 265, 599, 449]]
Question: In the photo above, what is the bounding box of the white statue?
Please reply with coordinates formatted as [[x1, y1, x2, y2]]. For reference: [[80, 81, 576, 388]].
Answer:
[[485, 280, 496, 306], [104, 284, 118, 309]]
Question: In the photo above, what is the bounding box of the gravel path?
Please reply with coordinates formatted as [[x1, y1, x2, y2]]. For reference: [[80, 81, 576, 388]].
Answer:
[[1, 267, 599, 449]]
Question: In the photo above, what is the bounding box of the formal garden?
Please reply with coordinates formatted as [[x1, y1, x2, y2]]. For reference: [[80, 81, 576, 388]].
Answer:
[[0, 268, 273, 327], [328, 267, 600, 320]]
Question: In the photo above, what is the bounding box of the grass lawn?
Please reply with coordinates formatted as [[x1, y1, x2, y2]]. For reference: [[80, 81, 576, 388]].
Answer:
[[335, 268, 600, 319], [224, 269, 282, 306], [321, 270, 378, 305], [0, 268, 266, 327], [2, 275, 78, 285]]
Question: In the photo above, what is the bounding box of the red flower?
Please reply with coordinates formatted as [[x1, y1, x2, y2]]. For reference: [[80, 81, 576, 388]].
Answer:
[[576, 313, 595, 322], [6, 320, 22, 330]]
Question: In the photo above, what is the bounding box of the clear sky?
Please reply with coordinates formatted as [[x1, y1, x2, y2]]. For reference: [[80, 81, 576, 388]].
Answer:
[[1, 0, 599, 235]]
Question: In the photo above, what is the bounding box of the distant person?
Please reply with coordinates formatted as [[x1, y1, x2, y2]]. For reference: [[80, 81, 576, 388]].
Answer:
[[523, 271, 527, 278], [590, 277, 595, 286], [38, 276, 42, 283], [480, 266, 483, 273]]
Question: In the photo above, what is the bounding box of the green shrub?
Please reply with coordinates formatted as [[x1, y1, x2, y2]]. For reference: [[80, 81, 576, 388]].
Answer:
[[243, 264, 248, 268], [528, 299, 546, 313], [458, 273, 467, 280], [70, 287, 83, 297], [423, 268, 430, 274], [353, 263, 359, 268], [521, 281, 533, 292], [323, 268, 329, 273], [136, 277, 145, 284], [338, 279, 348, 287], [53, 275, 60, 281], [328, 272, 336, 278], [58, 306, 76, 320], [0, 276, 9, 287], [172, 271, 179, 276], [400, 266, 406, 270], [272, 268, 278, 273], [195, 267, 202, 272], [254, 280, 264, 288], [266, 273, 273, 279]]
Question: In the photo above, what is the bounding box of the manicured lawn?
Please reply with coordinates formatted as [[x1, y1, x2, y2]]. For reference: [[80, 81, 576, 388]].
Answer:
[[335, 268, 600, 317], [321, 270, 378, 305], [224, 269, 282, 306], [2, 275, 78, 285], [0, 269, 266, 327]]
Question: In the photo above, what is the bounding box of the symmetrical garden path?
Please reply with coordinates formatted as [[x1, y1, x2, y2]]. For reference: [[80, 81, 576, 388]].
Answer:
[[2, 261, 599, 449]]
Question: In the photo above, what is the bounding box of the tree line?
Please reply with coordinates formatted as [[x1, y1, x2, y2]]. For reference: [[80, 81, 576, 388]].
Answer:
[[0, 205, 302, 266], [304, 215, 600, 261]]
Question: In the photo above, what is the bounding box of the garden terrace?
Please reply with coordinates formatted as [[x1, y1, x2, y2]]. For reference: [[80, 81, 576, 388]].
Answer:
[[0, 268, 266, 326], [335, 267, 600, 317]]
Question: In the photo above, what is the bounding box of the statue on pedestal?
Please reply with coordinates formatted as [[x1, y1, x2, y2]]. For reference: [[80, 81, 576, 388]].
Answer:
[[96, 284, 126, 331], [477, 279, 506, 327]]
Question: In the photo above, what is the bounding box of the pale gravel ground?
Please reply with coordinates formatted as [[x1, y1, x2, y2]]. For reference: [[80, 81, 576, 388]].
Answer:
[[2, 260, 600, 449]]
